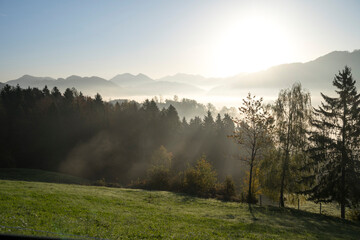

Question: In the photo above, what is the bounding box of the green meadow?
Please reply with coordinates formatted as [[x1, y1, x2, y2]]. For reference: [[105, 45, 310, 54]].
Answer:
[[0, 170, 359, 239]]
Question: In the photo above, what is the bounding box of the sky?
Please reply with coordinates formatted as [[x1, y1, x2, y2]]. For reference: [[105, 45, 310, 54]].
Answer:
[[1, 0, 360, 81]]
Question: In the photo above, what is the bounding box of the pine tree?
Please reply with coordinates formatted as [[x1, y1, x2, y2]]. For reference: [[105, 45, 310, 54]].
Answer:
[[51, 86, 61, 98], [306, 66, 360, 219], [203, 110, 215, 129], [215, 113, 224, 132], [223, 114, 235, 135], [42, 85, 50, 97]]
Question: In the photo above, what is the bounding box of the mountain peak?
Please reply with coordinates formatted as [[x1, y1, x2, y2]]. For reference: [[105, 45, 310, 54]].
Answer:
[[16, 75, 55, 82], [110, 73, 154, 86], [137, 73, 147, 77], [313, 50, 354, 62], [66, 75, 82, 80], [117, 73, 134, 77], [21, 74, 34, 78]]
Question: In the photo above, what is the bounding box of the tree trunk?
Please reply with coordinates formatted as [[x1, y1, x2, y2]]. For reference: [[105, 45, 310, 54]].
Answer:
[[248, 162, 253, 203], [340, 98, 347, 219], [341, 202, 345, 219], [279, 151, 289, 207], [341, 166, 346, 219], [279, 112, 292, 208], [279, 168, 285, 207]]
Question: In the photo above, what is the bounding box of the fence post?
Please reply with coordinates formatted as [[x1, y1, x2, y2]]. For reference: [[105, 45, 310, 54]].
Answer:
[[320, 203, 322, 214], [260, 195, 262, 206], [298, 198, 300, 210]]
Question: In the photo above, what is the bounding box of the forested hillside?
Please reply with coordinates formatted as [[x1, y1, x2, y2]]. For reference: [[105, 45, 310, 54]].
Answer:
[[0, 85, 240, 184]]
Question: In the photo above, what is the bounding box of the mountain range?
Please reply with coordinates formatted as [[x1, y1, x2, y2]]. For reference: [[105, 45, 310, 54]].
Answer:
[[210, 50, 360, 96], [1, 50, 360, 105]]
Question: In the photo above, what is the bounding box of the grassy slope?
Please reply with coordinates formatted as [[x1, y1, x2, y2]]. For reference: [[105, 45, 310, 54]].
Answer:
[[0, 180, 359, 240], [286, 200, 348, 219], [0, 168, 90, 185]]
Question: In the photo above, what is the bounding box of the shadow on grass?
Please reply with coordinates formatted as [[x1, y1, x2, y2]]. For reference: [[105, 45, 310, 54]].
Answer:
[[0, 168, 89, 185], [170, 192, 202, 204], [180, 195, 197, 203], [249, 205, 360, 239], [248, 203, 258, 221]]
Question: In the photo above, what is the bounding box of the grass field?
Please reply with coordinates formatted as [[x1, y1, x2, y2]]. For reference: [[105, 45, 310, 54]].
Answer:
[[286, 198, 347, 219], [0, 178, 360, 239]]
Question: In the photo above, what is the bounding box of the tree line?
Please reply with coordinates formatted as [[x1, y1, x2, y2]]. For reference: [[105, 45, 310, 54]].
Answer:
[[0, 85, 240, 184]]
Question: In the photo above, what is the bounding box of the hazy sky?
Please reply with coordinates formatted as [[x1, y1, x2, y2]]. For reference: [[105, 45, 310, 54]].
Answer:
[[1, 0, 360, 81]]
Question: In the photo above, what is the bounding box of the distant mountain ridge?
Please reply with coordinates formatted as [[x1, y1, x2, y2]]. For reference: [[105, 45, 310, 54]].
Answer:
[[4, 73, 204, 97], [5, 75, 120, 96], [3, 50, 360, 102], [111, 73, 154, 86], [210, 50, 360, 95]]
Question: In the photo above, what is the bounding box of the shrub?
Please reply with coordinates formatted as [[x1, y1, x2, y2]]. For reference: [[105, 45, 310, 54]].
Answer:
[[146, 146, 173, 190], [169, 171, 185, 192], [147, 166, 171, 190], [183, 155, 217, 197], [221, 176, 236, 201], [128, 178, 148, 189], [94, 178, 106, 186]]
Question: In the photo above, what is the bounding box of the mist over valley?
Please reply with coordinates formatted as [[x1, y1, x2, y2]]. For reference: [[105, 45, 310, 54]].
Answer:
[[2, 50, 360, 109]]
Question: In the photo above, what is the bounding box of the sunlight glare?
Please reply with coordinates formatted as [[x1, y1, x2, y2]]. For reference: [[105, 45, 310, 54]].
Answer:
[[212, 16, 294, 77]]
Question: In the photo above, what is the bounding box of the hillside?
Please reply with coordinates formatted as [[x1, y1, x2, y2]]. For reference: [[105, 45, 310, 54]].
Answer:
[[0, 179, 359, 239], [0, 168, 89, 185]]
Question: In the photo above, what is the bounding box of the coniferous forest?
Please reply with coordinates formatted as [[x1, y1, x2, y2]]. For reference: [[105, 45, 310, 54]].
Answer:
[[0, 84, 238, 183], [1, 66, 360, 219]]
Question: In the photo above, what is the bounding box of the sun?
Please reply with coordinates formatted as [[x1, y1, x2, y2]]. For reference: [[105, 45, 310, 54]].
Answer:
[[211, 16, 294, 77]]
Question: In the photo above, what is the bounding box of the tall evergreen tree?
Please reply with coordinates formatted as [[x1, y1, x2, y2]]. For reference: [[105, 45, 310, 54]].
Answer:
[[42, 85, 50, 97], [223, 114, 235, 135], [306, 66, 360, 219], [203, 110, 215, 129], [215, 113, 224, 132]]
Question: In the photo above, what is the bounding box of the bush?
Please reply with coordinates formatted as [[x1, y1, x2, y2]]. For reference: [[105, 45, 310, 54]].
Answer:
[[220, 176, 236, 201], [146, 146, 173, 190], [94, 178, 106, 186], [169, 172, 185, 192], [147, 167, 172, 190], [128, 178, 148, 189], [183, 155, 217, 197]]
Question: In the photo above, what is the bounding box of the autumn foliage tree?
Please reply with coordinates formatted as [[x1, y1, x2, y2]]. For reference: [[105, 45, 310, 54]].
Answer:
[[147, 145, 173, 190], [230, 93, 273, 203], [271, 83, 312, 207], [183, 155, 217, 197]]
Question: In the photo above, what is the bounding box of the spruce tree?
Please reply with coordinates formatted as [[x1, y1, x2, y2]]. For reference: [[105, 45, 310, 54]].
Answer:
[[306, 66, 360, 219]]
